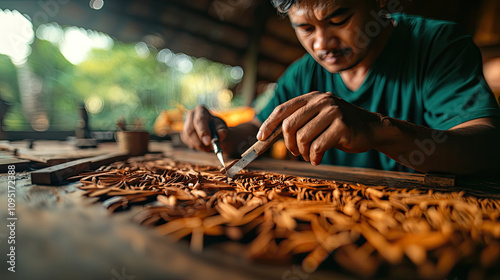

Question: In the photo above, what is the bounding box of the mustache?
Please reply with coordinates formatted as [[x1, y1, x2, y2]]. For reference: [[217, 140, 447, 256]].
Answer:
[[317, 48, 352, 60]]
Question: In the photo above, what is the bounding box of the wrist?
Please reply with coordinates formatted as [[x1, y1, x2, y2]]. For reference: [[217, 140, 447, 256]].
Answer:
[[371, 114, 399, 151]]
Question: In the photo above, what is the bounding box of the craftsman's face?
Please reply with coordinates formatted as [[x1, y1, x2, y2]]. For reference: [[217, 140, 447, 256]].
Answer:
[[289, 0, 380, 73]]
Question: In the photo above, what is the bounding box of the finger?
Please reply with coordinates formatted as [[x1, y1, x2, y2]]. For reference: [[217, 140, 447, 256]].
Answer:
[[296, 106, 339, 162], [192, 106, 212, 147], [309, 118, 348, 165], [258, 93, 317, 140], [310, 151, 325, 166], [282, 101, 324, 156], [213, 117, 228, 142], [181, 110, 206, 151], [298, 139, 311, 162]]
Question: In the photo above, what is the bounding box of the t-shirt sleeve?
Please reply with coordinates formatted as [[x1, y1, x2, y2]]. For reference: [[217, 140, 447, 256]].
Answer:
[[422, 23, 500, 130], [256, 55, 313, 123]]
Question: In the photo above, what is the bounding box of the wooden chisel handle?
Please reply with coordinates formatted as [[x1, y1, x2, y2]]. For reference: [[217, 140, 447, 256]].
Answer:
[[241, 126, 283, 157]]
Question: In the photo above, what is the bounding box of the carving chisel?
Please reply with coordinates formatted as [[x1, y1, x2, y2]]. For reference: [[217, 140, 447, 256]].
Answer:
[[209, 119, 225, 168], [224, 126, 283, 178]]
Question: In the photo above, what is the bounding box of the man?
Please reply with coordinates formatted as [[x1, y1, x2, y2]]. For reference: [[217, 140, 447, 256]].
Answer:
[[181, 0, 500, 175]]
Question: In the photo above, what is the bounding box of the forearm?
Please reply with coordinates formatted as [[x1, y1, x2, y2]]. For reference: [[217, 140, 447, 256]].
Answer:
[[221, 117, 260, 158], [374, 117, 500, 175]]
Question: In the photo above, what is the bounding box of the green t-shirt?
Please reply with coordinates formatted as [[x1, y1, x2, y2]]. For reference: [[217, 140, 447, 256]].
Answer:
[[256, 13, 500, 172]]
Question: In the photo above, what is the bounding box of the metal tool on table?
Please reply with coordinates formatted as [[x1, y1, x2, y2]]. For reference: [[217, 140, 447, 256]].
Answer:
[[75, 104, 97, 149], [225, 126, 283, 178], [209, 119, 225, 168]]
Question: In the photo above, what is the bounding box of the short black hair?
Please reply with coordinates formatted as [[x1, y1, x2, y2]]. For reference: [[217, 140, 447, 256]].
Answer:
[[272, 1, 381, 14], [270, 0, 298, 14]]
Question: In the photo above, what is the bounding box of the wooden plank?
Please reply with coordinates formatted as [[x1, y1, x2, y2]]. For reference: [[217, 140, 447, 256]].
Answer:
[[31, 158, 91, 185], [455, 175, 500, 194], [18, 149, 107, 166], [0, 140, 18, 152], [0, 158, 30, 173], [246, 159, 427, 188], [152, 149, 500, 193], [0, 140, 121, 166], [169, 149, 425, 187], [423, 174, 455, 188], [248, 160, 500, 195], [31, 152, 129, 185]]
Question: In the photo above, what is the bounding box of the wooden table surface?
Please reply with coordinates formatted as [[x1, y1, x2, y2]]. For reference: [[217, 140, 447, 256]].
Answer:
[[0, 140, 498, 280], [0, 141, 348, 280]]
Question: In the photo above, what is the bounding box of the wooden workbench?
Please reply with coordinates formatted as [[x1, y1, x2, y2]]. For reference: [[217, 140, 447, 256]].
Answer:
[[0, 141, 343, 280], [0, 141, 498, 280]]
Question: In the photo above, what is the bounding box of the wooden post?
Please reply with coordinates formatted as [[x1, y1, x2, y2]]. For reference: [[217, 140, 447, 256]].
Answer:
[[241, 40, 259, 107], [240, 2, 270, 107]]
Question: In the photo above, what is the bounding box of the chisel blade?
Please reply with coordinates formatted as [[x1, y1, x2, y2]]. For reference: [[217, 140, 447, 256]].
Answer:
[[224, 149, 258, 178], [215, 150, 225, 168]]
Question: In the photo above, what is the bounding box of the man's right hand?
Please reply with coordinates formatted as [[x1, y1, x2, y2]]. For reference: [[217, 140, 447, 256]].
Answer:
[[181, 105, 228, 152]]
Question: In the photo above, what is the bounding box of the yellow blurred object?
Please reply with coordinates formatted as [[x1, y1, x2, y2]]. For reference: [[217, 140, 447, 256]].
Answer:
[[211, 107, 255, 127], [271, 139, 288, 160], [154, 106, 255, 137], [153, 106, 187, 136]]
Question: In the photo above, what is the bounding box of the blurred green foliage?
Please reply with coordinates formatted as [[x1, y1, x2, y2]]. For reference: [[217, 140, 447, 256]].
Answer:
[[0, 36, 241, 133], [0, 54, 24, 129]]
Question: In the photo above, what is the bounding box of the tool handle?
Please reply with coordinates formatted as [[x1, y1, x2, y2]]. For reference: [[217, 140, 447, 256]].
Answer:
[[208, 119, 219, 141], [241, 126, 283, 157], [209, 119, 222, 154]]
